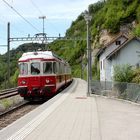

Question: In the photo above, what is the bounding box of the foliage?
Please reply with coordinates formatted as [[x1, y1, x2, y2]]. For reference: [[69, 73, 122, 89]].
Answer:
[[1, 0, 140, 89], [132, 68, 140, 84], [92, 57, 100, 80], [136, 5, 140, 21], [0, 56, 7, 84], [114, 66, 140, 85], [113, 64, 133, 98], [113, 64, 133, 82], [0, 43, 45, 89], [0, 99, 13, 109], [10, 69, 19, 87], [114, 82, 127, 99], [134, 23, 140, 37], [88, 1, 104, 14]]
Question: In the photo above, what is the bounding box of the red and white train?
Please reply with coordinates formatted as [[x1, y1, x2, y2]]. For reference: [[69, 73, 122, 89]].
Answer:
[[18, 51, 72, 101]]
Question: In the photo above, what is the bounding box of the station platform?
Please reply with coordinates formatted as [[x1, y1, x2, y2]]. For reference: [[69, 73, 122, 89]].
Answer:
[[0, 78, 140, 140]]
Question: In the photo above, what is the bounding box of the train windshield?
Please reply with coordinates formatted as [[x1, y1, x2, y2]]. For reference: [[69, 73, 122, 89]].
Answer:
[[19, 63, 28, 75], [43, 62, 52, 74], [31, 62, 40, 75]]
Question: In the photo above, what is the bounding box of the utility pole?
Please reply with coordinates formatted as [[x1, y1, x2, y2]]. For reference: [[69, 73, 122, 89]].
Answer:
[[83, 11, 92, 96], [7, 22, 10, 87], [39, 16, 46, 43], [81, 56, 83, 79]]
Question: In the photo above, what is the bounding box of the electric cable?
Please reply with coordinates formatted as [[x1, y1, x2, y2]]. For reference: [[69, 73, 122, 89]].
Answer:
[[1, 0, 40, 32], [30, 0, 43, 15], [29, 0, 61, 35]]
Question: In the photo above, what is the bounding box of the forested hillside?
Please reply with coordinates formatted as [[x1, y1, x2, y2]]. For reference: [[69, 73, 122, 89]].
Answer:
[[0, 0, 140, 89], [49, 0, 140, 78]]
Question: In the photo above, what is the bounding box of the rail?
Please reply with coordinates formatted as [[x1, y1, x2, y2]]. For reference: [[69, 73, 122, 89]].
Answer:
[[0, 87, 18, 100], [0, 100, 28, 117]]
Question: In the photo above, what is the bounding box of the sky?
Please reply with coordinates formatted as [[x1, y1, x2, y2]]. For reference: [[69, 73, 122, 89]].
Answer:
[[0, 0, 99, 54]]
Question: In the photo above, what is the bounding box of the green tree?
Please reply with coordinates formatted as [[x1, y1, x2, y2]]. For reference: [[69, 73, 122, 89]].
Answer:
[[136, 5, 140, 21]]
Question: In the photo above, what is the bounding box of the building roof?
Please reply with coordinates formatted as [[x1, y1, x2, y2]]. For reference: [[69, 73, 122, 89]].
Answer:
[[96, 33, 129, 57], [106, 36, 140, 59]]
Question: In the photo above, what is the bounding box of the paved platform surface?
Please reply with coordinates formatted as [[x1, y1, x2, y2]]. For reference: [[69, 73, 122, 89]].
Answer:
[[0, 78, 140, 140]]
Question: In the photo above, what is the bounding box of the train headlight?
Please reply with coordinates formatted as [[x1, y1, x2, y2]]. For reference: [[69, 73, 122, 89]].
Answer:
[[46, 79, 50, 84], [21, 80, 26, 85]]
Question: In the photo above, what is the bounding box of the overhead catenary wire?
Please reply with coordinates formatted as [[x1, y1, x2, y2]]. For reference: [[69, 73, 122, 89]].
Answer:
[[30, 0, 43, 16], [0, 17, 9, 41], [29, 0, 61, 35], [0, 15, 29, 36], [1, 0, 40, 32]]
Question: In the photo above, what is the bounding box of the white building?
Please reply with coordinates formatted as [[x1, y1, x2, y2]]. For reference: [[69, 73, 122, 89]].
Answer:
[[97, 34, 140, 82]]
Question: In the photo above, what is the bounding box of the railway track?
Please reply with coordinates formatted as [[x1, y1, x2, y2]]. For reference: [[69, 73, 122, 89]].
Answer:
[[0, 100, 40, 130], [0, 100, 28, 117], [0, 88, 18, 100]]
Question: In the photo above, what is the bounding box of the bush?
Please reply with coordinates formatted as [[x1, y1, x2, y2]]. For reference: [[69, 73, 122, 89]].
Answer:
[[113, 64, 133, 82], [132, 68, 140, 84], [134, 23, 140, 37]]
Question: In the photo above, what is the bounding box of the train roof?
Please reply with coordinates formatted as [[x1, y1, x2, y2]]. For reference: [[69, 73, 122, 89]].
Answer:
[[18, 51, 65, 63]]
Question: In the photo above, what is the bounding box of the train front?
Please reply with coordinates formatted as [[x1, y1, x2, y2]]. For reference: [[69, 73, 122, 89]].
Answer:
[[18, 51, 56, 101]]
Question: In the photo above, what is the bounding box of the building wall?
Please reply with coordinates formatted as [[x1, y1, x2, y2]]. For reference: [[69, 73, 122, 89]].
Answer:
[[100, 38, 140, 82], [111, 39, 140, 80], [105, 36, 127, 56], [99, 36, 128, 81]]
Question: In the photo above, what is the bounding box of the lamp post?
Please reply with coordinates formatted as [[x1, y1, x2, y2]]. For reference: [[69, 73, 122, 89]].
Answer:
[[39, 16, 46, 43], [83, 11, 92, 96], [7, 22, 10, 88]]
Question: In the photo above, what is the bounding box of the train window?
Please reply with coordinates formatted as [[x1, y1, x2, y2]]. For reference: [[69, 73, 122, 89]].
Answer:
[[59, 63, 61, 74], [31, 62, 40, 75], [60, 63, 63, 74], [66, 66, 68, 74], [19, 63, 28, 75], [56, 62, 59, 74], [61, 64, 63, 73], [43, 62, 52, 74], [68, 67, 71, 74], [53, 62, 57, 74]]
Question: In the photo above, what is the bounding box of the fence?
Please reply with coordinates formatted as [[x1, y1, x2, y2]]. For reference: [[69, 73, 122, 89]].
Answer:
[[91, 80, 140, 103]]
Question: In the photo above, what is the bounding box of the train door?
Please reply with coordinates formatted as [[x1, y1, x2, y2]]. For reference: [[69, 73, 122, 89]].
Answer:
[[29, 61, 41, 88]]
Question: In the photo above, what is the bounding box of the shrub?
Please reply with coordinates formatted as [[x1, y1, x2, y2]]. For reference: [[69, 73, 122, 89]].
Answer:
[[113, 64, 133, 82], [132, 68, 140, 84]]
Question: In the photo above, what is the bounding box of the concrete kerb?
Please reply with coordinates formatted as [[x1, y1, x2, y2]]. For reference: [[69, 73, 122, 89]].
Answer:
[[60, 78, 78, 94], [6, 78, 78, 140]]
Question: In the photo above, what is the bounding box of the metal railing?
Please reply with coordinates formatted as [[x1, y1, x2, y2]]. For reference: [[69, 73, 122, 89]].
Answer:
[[91, 80, 140, 103]]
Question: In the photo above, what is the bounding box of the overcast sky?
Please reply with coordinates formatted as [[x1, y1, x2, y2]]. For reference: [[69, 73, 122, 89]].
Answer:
[[0, 0, 99, 54]]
